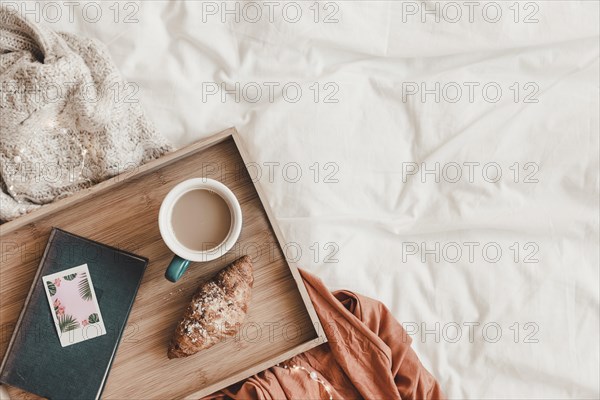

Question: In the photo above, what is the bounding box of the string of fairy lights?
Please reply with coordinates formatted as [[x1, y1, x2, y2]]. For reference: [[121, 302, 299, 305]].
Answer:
[[276, 362, 334, 400], [8, 119, 89, 214]]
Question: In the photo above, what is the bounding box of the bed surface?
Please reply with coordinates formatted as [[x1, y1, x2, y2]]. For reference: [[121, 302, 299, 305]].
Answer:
[[31, 1, 600, 398]]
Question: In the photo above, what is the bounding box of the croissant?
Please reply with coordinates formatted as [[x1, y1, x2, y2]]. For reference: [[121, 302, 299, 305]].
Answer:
[[168, 255, 254, 359]]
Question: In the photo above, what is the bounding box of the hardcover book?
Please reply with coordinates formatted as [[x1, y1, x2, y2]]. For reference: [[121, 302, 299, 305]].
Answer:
[[0, 228, 148, 399]]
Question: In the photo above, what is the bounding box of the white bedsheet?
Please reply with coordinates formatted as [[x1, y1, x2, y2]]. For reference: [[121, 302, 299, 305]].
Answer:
[[25, 1, 600, 398]]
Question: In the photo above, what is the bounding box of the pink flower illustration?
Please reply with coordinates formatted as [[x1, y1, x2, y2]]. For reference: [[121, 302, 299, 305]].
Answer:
[[82, 319, 89, 326], [53, 299, 61, 308], [57, 306, 65, 316], [54, 278, 61, 287]]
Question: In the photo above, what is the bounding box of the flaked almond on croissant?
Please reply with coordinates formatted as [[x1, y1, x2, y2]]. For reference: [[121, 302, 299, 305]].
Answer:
[[167, 255, 254, 359]]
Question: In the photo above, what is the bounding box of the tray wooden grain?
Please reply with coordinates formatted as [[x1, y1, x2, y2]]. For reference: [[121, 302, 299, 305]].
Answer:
[[0, 128, 326, 399]]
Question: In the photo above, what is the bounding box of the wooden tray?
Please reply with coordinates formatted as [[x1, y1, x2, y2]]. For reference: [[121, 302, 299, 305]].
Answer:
[[0, 128, 326, 399]]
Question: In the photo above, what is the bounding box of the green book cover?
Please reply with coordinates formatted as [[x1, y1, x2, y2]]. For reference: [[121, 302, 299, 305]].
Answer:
[[0, 228, 148, 399]]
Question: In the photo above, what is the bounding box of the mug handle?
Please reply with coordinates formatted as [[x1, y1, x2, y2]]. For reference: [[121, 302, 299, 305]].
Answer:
[[165, 255, 191, 282]]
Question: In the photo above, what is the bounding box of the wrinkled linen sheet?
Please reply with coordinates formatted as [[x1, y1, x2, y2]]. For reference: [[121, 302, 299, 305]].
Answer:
[[25, 1, 600, 398]]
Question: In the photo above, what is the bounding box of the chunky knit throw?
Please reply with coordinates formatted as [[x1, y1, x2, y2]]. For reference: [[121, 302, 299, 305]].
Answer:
[[0, 6, 172, 222]]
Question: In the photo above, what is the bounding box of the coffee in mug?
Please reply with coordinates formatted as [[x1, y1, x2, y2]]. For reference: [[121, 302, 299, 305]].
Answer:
[[171, 189, 232, 252], [159, 178, 243, 282]]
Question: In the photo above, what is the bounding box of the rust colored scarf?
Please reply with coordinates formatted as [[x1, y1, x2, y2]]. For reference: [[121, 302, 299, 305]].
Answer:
[[206, 270, 445, 399]]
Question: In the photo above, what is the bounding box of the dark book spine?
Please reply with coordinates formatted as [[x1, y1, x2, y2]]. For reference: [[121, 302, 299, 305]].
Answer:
[[0, 229, 56, 377]]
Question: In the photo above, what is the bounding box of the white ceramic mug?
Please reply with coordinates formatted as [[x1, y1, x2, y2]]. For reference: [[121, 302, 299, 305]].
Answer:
[[159, 178, 242, 282]]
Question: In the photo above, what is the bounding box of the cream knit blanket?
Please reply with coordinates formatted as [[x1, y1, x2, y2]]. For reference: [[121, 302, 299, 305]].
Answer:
[[0, 7, 172, 222]]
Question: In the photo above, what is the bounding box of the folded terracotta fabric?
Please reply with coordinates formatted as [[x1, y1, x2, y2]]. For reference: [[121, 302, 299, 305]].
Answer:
[[205, 269, 444, 400]]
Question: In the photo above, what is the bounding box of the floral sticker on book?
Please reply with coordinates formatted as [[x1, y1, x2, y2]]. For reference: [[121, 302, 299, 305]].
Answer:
[[42, 264, 106, 347]]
